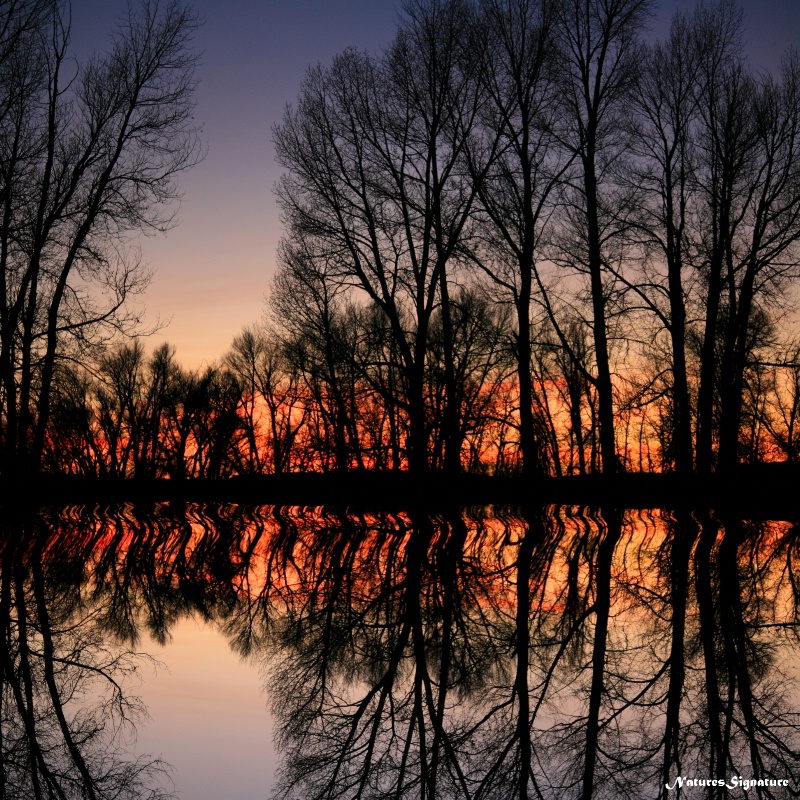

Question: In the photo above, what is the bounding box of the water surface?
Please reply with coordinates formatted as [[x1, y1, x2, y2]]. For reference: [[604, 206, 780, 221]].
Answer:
[[2, 503, 798, 799]]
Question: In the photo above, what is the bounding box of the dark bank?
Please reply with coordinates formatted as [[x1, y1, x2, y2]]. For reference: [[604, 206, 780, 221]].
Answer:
[[4, 462, 800, 519]]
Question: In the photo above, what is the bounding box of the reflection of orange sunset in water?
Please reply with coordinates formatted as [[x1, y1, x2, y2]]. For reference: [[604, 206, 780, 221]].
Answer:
[[48, 504, 800, 618], [5, 504, 800, 797]]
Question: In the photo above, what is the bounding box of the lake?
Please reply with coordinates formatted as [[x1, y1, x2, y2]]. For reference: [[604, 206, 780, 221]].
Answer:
[[2, 502, 798, 799]]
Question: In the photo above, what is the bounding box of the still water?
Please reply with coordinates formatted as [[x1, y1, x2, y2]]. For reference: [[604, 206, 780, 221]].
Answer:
[[2, 503, 799, 799]]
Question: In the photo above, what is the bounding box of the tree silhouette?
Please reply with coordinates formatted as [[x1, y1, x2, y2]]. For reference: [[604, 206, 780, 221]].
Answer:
[[0, 0, 201, 477]]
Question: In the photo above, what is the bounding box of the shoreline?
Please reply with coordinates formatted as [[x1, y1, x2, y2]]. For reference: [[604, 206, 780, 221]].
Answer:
[[3, 463, 799, 517]]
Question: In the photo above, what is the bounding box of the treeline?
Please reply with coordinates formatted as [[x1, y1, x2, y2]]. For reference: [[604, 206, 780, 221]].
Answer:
[[20, 0, 800, 478], [268, 0, 800, 478], [44, 321, 800, 479]]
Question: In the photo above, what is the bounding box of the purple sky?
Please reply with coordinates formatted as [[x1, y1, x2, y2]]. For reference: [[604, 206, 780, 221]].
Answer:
[[73, 0, 799, 368]]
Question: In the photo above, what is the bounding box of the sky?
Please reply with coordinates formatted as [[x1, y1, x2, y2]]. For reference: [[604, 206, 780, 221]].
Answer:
[[72, 0, 800, 369]]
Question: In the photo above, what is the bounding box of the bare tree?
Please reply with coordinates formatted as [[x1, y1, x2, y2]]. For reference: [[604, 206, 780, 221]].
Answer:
[[712, 56, 800, 470], [226, 324, 308, 474], [270, 238, 366, 472], [0, 0, 201, 477], [549, 0, 652, 475], [761, 345, 800, 461], [273, 0, 482, 474], [626, 6, 717, 475], [468, 0, 570, 476]]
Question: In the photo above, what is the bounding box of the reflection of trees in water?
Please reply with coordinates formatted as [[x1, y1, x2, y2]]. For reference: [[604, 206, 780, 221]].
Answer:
[[8, 504, 800, 799], [0, 516, 172, 799], [256, 508, 800, 800]]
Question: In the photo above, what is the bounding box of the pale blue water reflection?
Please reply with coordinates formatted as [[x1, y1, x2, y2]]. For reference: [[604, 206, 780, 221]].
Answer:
[[137, 615, 275, 800]]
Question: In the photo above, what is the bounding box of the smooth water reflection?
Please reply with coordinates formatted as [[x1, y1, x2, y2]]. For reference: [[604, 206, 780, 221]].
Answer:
[[2, 503, 799, 799], [136, 615, 275, 800]]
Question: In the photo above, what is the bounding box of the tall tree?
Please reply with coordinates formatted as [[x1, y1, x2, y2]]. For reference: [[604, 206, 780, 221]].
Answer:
[[469, 0, 569, 476], [713, 56, 800, 470], [273, 0, 481, 473], [270, 238, 365, 472], [551, 0, 652, 476], [0, 0, 201, 476], [628, 9, 706, 475]]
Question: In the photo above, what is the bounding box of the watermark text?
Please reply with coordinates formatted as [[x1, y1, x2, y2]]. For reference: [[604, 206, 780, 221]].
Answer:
[[665, 776, 790, 791]]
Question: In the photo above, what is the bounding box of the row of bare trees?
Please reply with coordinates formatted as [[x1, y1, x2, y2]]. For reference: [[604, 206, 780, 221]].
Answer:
[[11, 0, 800, 479], [268, 0, 800, 476], [41, 314, 800, 478]]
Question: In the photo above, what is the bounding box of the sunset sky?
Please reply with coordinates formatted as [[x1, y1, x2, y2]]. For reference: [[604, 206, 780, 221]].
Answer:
[[75, 0, 800, 369]]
